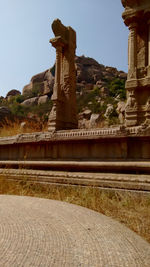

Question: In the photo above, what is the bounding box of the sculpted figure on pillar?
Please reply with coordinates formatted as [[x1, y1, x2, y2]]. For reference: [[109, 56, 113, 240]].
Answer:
[[48, 19, 78, 131], [122, 0, 150, 126]]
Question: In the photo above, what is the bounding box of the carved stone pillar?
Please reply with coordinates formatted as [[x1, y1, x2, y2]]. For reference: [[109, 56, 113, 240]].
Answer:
[[128, 23, 137, 80], [122, 0, 150, 127], [52, 45, 62, 100], [147, 19, 150, 76], [48, 19, 78, 131]]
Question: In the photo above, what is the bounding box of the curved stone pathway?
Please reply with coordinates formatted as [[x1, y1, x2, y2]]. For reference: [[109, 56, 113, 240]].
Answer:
[[0, 195, 150, 266]]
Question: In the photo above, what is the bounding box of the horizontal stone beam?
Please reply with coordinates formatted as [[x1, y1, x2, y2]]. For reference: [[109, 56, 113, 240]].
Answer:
[[1, 167, 150, 192]]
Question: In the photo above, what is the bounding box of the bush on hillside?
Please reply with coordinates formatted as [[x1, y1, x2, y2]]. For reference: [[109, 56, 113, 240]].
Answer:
[[108, 78, 126, 100]]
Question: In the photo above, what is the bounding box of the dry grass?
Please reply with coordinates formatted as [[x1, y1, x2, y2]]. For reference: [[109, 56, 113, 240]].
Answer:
[[0, 119, 48, 137], [0, 177, 150, 243]]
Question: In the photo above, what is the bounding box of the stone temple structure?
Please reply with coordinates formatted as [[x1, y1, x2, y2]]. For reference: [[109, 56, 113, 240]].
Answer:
[[48, 19, 78, 131], [122, 0, 150, 127]]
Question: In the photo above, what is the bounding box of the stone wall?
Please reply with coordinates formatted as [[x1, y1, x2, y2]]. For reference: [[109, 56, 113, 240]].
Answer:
[[1, 128, 150, 162]]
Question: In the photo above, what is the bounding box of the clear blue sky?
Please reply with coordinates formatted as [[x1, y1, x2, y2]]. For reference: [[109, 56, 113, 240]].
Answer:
[[0, 0, 128, 97]]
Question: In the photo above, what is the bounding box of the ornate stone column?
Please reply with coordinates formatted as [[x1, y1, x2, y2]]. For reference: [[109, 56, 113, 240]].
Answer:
[[52, 45, 62, 100], [48, 19, 78, 131], [128, 23, 137, 80], [147, 19, 150, 76], [122, 0, 150, 127], [48, 37, 64, 131]]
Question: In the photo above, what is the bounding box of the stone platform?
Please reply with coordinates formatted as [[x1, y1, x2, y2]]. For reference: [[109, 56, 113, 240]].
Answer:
[[1, 128, 150, 192], [0, 195, 150, 266]]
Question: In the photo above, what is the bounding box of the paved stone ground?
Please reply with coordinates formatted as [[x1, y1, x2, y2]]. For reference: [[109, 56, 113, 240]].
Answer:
[[0, 195, 150, 267]]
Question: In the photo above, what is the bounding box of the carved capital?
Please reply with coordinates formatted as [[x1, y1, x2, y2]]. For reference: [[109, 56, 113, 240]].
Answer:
[[50, 36, 67, 49], [128, 22, 138, 30]]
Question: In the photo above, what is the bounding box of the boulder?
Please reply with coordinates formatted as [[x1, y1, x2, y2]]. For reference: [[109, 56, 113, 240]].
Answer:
[[38, 95, 49, 105], [90, 113, 101, 128], [75, 55, 104, 83], [21, 97, 38, 107], [20, 121, 26, 130], [43, 72, 54, 96], [6, 89, 21, 98], [79, 109, 92, 120], [31, 70, 49, 83], [116, 101, 126, 124], [22, 83, 33, 96], [22, 70, 54, 97], [118, 71, 127, 79], [78, 118, 90, 129], [104, 104, 114, 118]]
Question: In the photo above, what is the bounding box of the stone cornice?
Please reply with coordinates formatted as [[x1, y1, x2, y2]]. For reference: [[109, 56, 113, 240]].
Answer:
[[0, 126, 150, 146], [125, 76, 150, 89], [122, 0, 150, 26]]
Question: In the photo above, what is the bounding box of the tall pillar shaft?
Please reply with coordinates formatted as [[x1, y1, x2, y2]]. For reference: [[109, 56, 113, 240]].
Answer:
[[52, 46, 62, 100], [148, 20, 150, 66], [128, 23, 137, 79]]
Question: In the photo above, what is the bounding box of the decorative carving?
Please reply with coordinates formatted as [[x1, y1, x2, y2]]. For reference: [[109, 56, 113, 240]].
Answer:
[[122, 0, 150, 126], [121, 0, 140, 8], [125, 90, 137, 110], [48, 19, 78, 131]]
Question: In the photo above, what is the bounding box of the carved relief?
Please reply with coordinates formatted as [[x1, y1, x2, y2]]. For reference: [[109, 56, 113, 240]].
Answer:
[[125, 90, 137, 110]]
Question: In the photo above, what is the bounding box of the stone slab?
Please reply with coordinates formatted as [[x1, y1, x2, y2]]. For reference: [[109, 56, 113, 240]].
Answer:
[[0, 195, 150, 266]]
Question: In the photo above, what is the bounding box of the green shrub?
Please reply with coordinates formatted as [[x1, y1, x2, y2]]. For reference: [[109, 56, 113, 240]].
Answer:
[[28, 99, 52, 118], [11, 103, 27, 118], [14, 94, 25, 104], [32, 82, 42, 97], [77, 86, 101, 113], [108, 78, 126, 100]]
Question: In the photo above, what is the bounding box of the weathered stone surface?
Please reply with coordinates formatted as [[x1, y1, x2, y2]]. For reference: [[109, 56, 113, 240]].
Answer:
[[22, 69, 54, 98], [75, 55, 105, 83], [48, 19, 78, 131], [104, 104, 114, 119], [21, 97, 38, 107], [1, 167, 150, 191], [117, 101, 126, 124], [90, 113, 101, 128], [0, 195, 150, 266], [31, 70, 48, 83], [38, 95, 48, 105], [22, 83, 33, 95], [122, 0, 150, 127], [78, 119, 89, 129], [80, 109, 92, 120]]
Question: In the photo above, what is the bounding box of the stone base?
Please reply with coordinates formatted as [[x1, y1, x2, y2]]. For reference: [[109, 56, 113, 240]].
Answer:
[[1, 167, 150, 192]]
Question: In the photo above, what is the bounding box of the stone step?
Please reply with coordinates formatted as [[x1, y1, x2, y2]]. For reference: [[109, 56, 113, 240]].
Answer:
[[0, 160, 150, 173], [1, 168, 150, 192]]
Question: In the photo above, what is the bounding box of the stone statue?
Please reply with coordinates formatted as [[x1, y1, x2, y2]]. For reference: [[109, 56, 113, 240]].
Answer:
[[125, 90, 137, 109], [48, 19, 78, 131]]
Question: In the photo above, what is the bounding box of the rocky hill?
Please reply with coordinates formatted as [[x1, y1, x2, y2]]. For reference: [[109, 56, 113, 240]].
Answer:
[[0, 55, 127, 129]]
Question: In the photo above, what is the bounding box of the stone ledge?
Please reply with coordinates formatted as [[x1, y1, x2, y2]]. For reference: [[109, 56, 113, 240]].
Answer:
[[0, 127, 150, 145], [1, 168, 150, 192], [1, 160, 150, 174]]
